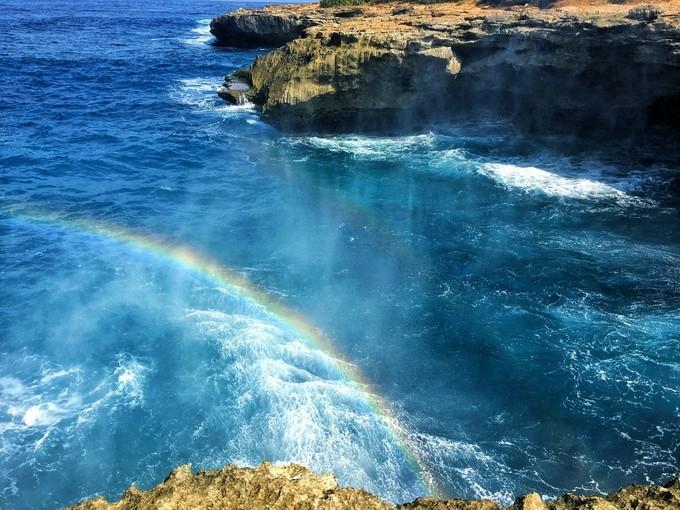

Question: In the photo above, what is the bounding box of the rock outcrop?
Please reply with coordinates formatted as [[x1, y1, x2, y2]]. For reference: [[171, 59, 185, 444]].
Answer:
[[211, 1, 680, 136], [210, 7, 320, 48], [65, 462, 680, 510]]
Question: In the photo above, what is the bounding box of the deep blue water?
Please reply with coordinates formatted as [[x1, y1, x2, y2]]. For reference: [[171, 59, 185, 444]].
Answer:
[[1, 1, 680, 508]]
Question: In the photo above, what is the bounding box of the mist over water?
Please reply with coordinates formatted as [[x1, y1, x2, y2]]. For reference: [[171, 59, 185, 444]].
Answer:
[[1, 0, 679, 509]]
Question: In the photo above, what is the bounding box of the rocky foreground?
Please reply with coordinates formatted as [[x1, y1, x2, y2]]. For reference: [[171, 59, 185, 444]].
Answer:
[[67, 462, 679, 510], [211, 0, 680, 135]]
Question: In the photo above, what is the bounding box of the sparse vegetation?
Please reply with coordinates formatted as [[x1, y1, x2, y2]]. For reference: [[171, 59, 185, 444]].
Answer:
[[320, 0, 451, 7], [319, 0, 364, 8], [626, 4, 662, 21]]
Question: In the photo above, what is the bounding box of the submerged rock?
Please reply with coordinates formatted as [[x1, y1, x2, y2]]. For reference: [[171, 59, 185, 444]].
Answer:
[[64, 462, 680, 510], [211, 1, 680, 137]]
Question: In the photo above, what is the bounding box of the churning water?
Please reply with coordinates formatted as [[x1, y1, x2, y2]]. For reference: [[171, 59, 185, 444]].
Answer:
[[1, 1, 679, 508]]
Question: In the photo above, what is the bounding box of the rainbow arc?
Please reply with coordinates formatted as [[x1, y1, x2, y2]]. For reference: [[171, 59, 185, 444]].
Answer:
[[2, 204, 441, 498]]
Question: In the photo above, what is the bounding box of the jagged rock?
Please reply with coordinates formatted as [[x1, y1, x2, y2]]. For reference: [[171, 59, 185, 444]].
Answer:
[[66, 463, 392, 510], [217, 78, 252, 105], [400, 497, 502, 509], [212, 2, 680, 136], [606, 478, 680, 510], [549, 494, 619, 510], [64, 463, 680, 510], [513, 493, 548, 510]]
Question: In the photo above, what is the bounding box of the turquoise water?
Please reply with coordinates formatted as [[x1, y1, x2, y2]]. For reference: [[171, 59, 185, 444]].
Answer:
[[1, 1, 679, 508]]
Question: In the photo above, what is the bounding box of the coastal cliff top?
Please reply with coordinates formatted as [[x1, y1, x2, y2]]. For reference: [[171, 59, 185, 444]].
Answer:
[[211, 0, 680, 133], [225, 0, 680, 35], [66, 462, 680, 510]]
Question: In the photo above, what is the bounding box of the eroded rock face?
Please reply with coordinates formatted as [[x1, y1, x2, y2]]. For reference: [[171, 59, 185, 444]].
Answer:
[[249, 31, 462, 131], [210, 7, 319, 48], [64, 462, 680, 510], [213, 2, 680, 136]]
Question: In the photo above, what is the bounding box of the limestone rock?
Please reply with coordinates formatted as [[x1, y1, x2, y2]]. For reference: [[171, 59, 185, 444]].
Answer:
[[212, 1, 680, 136], [217, 74, 253, 105], [513, 493, 548, 510], [210, 7, 319, 48], [400, 497, 502, 509], [606, 477, 680, 510], [66, 462, 392, 510], [63, 464, 680, 510], [549, 494, 619, 510]]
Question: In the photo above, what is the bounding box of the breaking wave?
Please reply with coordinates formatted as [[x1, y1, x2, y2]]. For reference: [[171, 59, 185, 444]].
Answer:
[[478, 163, 650, 204], [283, 133, 439, 161], [183, 308, 422, 502], [181, 19, 214, 46]]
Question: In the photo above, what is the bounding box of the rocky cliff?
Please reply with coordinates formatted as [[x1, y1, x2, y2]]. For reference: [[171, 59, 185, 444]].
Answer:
[[211, 1, 680, 135], [66, 462, 680, 510]]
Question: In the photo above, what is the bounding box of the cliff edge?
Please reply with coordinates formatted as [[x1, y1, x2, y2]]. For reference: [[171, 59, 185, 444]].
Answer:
[[211, 1, 680, 135], [66, 462, 680, 510]]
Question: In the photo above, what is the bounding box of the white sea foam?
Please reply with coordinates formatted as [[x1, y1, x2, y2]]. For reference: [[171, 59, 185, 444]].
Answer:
[[0, 355, 151, 445], [21, 403, 64, 427], [285, 133, 438, 161], [412, 432, 516, 504], [185, 308, 422, 503], [113, 354, 151, 405], [170, 77, 257, 120], [181, 19, 214, 46], [478, 163, 645, 204], [171, 77, 220, 108]]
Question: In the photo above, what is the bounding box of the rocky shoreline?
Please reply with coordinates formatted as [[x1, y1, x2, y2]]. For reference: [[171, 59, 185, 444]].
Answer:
[[67, 462, 680, 509], [211, 1, 680, 135]]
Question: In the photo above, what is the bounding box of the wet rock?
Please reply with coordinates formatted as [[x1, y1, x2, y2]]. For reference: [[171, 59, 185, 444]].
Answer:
[[217, 80, 251, 105], [217, 69, 254, 105]]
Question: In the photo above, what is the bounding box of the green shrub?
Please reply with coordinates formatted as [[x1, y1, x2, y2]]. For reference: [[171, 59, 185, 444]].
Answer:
[[319, 0, 365, 7], [319, 0, 457, 6]]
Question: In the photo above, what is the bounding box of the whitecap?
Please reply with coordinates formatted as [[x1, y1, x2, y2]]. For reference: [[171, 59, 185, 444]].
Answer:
[[0, 355, 152, 438], [113, 354, 151, 406], [181, 19, 214, 46], [411, 432, 516, 505], [285, 133, 438, 161], [184, 308, 423, 503], [478, 163, 646, 204], [169, 77, 257, 119], [21, 403, 64, 427]]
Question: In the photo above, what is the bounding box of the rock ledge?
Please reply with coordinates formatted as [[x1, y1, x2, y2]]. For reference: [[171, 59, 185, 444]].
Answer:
[[66, 462, 680, 510]]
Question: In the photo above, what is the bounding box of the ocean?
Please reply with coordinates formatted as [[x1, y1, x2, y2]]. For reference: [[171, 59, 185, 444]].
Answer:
[[0, 0, 679, 508]]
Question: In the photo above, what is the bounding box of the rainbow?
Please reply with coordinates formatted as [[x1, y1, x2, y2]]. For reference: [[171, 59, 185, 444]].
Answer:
[[1, 203, 440, 498]]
